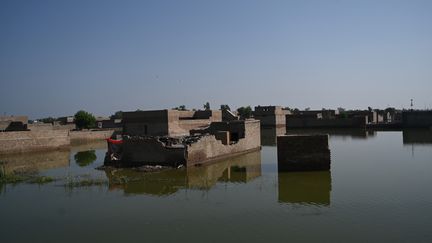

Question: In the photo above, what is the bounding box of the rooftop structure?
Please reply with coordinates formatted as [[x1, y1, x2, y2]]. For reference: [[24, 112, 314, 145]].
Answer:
[[122, 109, 222, 137], [254, 106, 290, 127]]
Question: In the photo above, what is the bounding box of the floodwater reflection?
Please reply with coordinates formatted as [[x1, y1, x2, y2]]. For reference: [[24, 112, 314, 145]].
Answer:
[[286, 128, 375, 140], [261, 126, 286, 146], [105, 150, 262, 196], [403, 129, 432, 145], [0, 150, 70, 176], [278, 171, 332, 206]]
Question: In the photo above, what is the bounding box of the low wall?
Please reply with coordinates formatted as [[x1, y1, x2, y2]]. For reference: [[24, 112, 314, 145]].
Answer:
[[277, 135, 331, 171], [0, 130, 70, 155], [186, 120, 261, 166], [69, 130, 115, 144], [28, 124, 76, 131]]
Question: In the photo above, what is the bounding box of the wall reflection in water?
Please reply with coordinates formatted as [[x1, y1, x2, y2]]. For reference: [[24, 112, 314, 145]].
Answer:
[[261, 126, 286, 146], [0, 150, 71, 176], [286, 128, 376, 140], [105, 150, 262, 196], [403, 129, 432, 145], [278, 171, 332, 206], [261, 127, 376, 147]]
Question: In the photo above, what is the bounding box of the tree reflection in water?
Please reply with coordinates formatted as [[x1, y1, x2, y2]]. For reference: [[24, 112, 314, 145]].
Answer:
[[74, 150, 97, 167]]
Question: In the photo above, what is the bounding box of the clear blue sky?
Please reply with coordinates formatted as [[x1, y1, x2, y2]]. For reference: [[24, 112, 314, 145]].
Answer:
[[1, 0, 431, 119]]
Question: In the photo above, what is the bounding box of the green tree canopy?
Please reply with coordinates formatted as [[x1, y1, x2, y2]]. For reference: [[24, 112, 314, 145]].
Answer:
[[39, 117, 55, 123], [204, 102, 211, 110], [173, 105, 187, 111], [74, 110, 96, 129], [237, 106, 253, 119]]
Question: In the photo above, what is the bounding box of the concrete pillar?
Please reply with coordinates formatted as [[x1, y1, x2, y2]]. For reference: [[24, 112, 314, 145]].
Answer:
[[277, 135, 331, 171]]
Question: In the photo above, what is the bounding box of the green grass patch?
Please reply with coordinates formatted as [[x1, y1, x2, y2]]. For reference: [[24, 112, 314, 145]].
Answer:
[[63, 178, 107, 188]]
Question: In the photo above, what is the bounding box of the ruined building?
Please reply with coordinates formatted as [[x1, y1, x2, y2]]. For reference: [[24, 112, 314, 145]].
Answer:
[[108, 119, 261, 167], [0, 116, 28, 132]]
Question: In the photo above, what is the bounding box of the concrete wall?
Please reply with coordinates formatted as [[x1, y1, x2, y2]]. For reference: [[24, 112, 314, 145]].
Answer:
[[120, 137, 186, 167], [402, 111, 432, 128], [172, 110, 222, 136], [123, 110, 169, 136], [0, 130, 70, 154], [175, 119, 214, 135], [277, 135, 331, 171], [254, 106, 287, 127], [286, 116, 367, 128], [186, 120, 261, 166]]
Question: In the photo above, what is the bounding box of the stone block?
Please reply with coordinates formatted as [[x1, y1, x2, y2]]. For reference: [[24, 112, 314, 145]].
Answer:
[[277, 135, 330, 171]]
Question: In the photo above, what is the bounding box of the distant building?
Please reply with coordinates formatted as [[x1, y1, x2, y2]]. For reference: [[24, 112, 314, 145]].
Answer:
[[96, 117, 122, 129], [0, 116, 28, 131], [285, 109, 367, 129], [122, 109, 222, 137], [57, 116, 74, 125]]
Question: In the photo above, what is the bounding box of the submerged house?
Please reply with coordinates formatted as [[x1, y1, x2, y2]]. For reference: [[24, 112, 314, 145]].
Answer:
[[106, 117, 261, 168]]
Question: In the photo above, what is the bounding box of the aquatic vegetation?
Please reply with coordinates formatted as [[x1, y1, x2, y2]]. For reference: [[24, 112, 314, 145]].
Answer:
[[0, 174, 55, 185], [63, 177, 107, 188], [0, 174, 27, 184], [28, 176, 56, 185]]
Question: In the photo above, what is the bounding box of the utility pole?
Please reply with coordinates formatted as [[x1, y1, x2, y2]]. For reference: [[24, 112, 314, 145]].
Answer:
[[410, 99, 413, 111]]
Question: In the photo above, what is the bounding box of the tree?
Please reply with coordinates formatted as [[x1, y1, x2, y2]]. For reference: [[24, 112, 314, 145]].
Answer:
[[220, 104, 231, 111], [39, 117, 55, 124], [237, 106, 253, 119], [110, 111, 123, 120], [173, 105, 187, 111], [337, 107, 345, 113], [203, 102, 211, 110], [74, 110, 96, 129]]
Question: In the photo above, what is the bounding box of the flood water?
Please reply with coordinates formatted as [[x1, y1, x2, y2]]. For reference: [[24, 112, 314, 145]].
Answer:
[[1, 129, 432, 242]]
